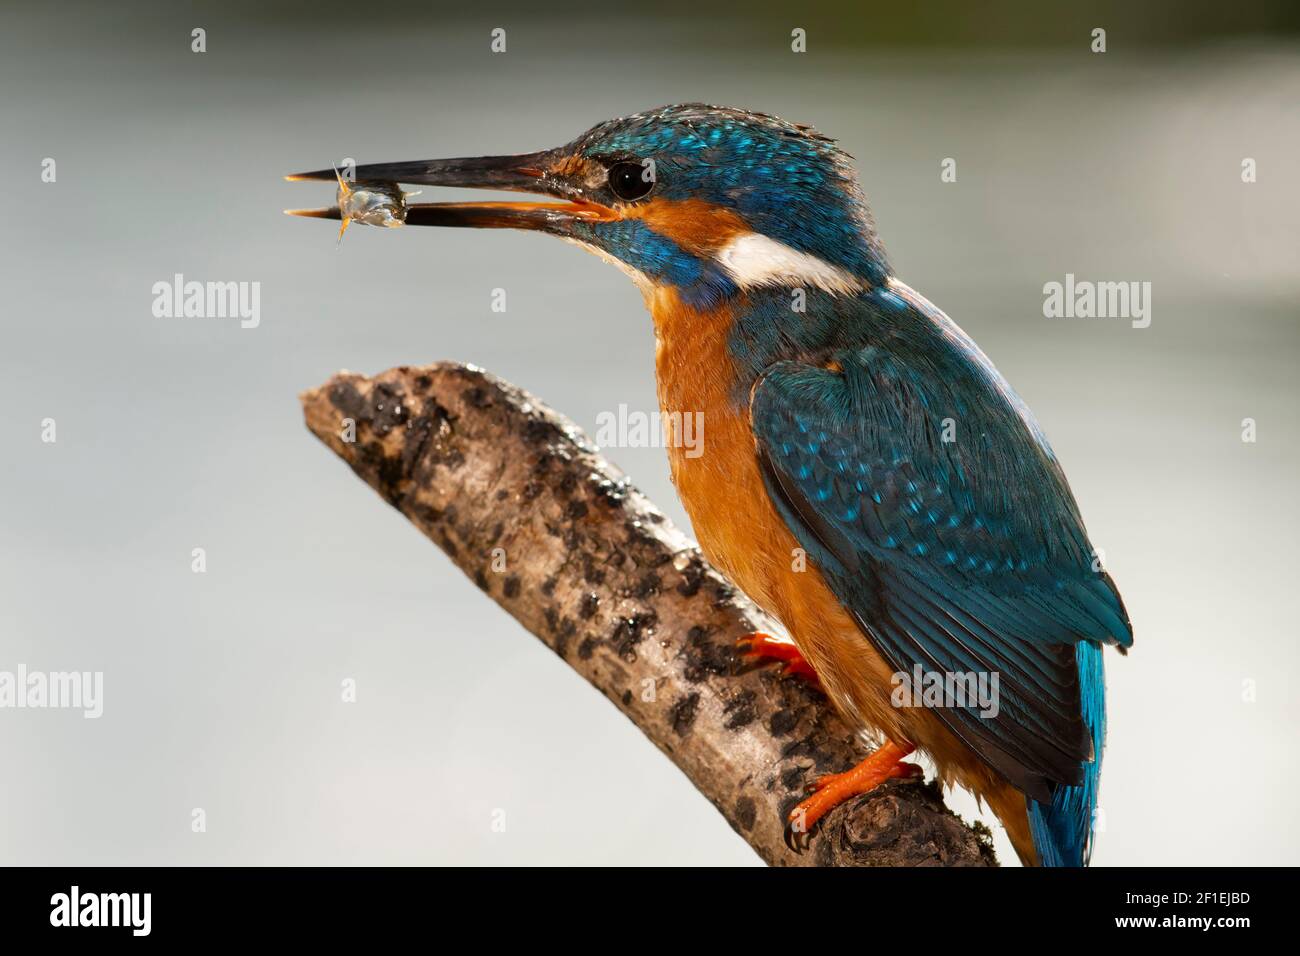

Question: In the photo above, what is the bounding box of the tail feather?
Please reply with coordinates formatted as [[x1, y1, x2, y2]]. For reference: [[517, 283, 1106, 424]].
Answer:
[[1027, 641, 1106, 867]]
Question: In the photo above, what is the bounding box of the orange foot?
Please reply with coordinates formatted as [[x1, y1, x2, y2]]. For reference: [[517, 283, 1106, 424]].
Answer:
[[736, 631, 821, 688], [785, 740, 922, 852]]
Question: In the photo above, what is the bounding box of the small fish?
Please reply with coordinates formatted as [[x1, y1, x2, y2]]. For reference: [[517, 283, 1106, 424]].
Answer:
[[337, 172, 419, 232], [285, 167, 421, 244]]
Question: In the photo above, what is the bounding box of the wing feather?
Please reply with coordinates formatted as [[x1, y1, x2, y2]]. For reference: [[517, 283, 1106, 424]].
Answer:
[[751, 353, 1130, 798]]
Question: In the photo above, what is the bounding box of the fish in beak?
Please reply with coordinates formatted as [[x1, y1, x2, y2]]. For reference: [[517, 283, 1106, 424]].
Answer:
[[285, 166, 422, 243], [284, 150, 619, 235]]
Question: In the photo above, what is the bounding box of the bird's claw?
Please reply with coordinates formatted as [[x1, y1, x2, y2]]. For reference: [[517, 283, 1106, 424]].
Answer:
[[805, 760, 922, 794], [736, 632, 823, 690], [783, 742, 921, 852], [783, 818, 815, 854]]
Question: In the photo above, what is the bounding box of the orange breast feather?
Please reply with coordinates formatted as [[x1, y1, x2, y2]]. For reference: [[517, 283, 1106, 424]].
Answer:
[[647, 285, 1037, 860]]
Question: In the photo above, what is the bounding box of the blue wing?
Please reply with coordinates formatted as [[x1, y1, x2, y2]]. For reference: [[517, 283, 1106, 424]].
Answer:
[[750, 338, 1131, 804]]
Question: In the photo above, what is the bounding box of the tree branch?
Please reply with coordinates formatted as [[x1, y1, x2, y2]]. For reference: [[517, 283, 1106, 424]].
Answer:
[[300, 361, 995, 867]]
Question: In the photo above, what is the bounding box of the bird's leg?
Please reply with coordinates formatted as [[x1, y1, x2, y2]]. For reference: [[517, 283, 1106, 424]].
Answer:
[[736, 631, 821, 688], [785, 740, 923, 851]]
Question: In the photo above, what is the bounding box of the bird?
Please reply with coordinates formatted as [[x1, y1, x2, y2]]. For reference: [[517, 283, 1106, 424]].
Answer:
[[287, 104, 1132, 867]]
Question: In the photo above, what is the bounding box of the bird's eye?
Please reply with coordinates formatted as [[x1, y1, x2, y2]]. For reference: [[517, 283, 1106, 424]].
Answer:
[[607, 160, 655, 202]]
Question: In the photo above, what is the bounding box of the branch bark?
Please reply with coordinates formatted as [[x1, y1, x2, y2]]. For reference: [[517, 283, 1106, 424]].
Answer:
[[300, 361, 996, 867]]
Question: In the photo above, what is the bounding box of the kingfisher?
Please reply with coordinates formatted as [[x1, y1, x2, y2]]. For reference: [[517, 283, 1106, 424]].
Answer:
[[287, 104, 1132, 866]]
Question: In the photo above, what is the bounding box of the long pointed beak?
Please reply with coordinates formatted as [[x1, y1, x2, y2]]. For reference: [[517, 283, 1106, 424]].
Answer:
[[284, 150, 617, 232], [286, 151, 559, 193]]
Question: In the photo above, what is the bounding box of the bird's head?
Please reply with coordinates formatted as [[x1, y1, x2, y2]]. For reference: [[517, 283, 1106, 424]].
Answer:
[[288, 104, 889, 308]]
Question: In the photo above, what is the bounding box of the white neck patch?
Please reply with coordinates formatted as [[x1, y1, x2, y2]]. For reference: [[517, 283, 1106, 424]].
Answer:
[[716, 232, 863, 297]]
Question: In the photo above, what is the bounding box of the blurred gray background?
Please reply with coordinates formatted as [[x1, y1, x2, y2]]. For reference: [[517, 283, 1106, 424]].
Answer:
[[1, 0, 1297, 866]]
